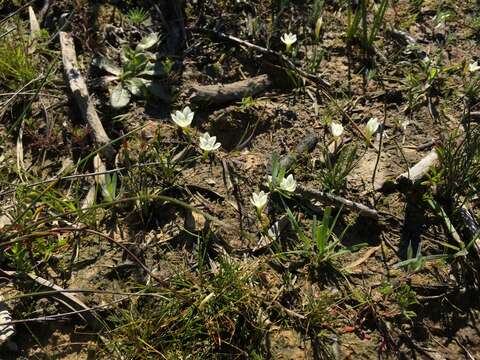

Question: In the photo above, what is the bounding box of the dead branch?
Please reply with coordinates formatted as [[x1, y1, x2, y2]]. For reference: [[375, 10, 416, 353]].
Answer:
[[279, 132, 319, 171], [378, 149, 438, 192], [189, 74, 272, 105], [396, 149, 438, 187], [59, 31, 114, 159], [298, 186, 379, 220]]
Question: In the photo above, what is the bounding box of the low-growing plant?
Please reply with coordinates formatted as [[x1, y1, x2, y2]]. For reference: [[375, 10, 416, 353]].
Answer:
[[127, 7, 150, 25], [379, 282, 418, 320], [2, 182, 83, 272], [433, 125, 480, 211], [345, 0, 389, 58], [268, 153, 297, 196], [0, 23, 39, 90], [432, 8, 453, 41], [403, 57, 443, 112], [408, 0, 424, 12], [103, 259, 265, 358], [317, 143, 358, 193], [395, 284, 418, 320], [469, 15, 480, 39], [286, 206, 360, 270], [92, 33, 169, 109]]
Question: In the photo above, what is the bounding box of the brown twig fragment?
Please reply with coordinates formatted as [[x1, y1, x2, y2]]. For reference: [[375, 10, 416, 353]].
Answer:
[[189, 74, 272, 105]]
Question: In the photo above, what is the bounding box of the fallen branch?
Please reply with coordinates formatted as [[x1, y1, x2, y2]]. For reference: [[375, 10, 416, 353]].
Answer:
[[298, 186, 379, 220], [189, 74, 272, 105], [59, 31, 114, 159], [378, 149, 438, 191], [396, 149, 438, 187], [279, 132, 319, 171]]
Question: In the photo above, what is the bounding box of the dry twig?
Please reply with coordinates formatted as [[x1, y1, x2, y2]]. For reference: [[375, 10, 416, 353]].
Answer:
[[59, 30, 114, 159]]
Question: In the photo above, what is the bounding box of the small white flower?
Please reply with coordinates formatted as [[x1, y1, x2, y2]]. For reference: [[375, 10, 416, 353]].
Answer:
[[314, 16, 323, 39], [468, 61, 480, 73], [280, 174, 297, 193], [199, 132, 221, 152], [171, 106, 194, 128], [330, 122, 344, 139], [281, 33, 297, 50], [366, 117, 380, 137], [251, 191, 268, 212]]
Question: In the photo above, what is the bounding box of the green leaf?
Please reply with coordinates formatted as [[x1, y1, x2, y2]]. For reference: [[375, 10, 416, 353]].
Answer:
[[141, 60, 165, 78], [111, 84, 131, 109], [136, 33, 159, 51], [92, 56, 122, 76], [125, 77, 146, 96]]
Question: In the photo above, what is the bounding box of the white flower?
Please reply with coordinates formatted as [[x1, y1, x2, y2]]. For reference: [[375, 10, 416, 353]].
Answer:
[[267, 176, 273, 185], [251, 191, 268, 212], [314, 16, 323, 39], [366, 117, 380, 137], [280, 174, 297, 193], [468, 61, 480, 73], [199, 132, 221, 152], [281, 33, 297, 50], [171, 106, 194, 128], [330, 122, 343, 138]]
